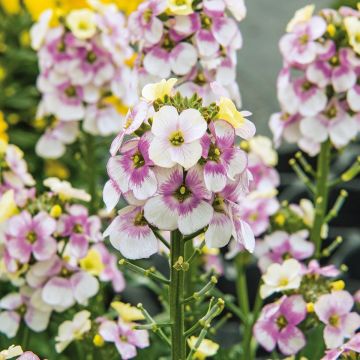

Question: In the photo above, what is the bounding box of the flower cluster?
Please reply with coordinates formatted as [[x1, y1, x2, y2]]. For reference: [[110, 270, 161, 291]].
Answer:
[[254, 257, 360, 358], [103, 79, 256, 259], [226, 135, 280, 258], [0, 177, 125, 339], [54, 302, 149, 357], [270, 5, 360, 156], [31, 2, 136, 159], [129, 0, 246, 107], [0, 140, 35, 209]]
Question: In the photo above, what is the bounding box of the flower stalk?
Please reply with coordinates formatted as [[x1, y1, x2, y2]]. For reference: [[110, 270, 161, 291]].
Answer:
[[311, 140, 331, 258], [170, 230, 186, 359]]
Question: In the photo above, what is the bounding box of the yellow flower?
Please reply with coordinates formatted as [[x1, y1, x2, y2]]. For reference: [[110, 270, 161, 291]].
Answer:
[[111, 301, 145, 322], [0, 0, 21, 15], [187, 337, 219, 359], [50, 205, 62, 218], [24, 0, 88, 20], [45, 160, 70, 179], [0, 190, 18, 223], [344, 16, 360, 55], [0, 112, 8, 144], [79, 249, 105, 276], [330, 280, 345, 291], [167, 0, 193, 16], [142, 78, 178, 102], [217, 97, 245, 129], [306, 302, 314, 313], [0, 139, 7, 154], [93, 334, 104, 347], [286, 4, 315, 32], [274, 213, 286, 226], [66, 9, 97, 40]]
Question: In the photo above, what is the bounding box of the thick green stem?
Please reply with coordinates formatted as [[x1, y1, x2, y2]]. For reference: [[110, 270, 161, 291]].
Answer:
[[235, 254, 251, 360], [311, 140, 331, 258], [170, 230, 186, 360]]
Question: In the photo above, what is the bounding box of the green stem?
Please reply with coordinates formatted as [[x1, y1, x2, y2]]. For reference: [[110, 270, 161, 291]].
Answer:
[[170, 230, 186, 360], [311, 140, 331, 258], [235, 254, 249, 315], [235, 254, 251, 360]]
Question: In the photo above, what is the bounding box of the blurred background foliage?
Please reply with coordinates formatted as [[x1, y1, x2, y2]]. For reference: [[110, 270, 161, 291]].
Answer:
[[0, 0, 359, 358]]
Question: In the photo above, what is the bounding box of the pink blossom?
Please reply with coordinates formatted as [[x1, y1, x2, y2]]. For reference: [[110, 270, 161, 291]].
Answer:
[[99, 319, 149, 359], [144, 165, 213, 236], [254, 295, 307, 355], [104, 204, 159, 260], [57, 205, 102, 259], [314, 291, 360, 349], [321, 333, 360, 360], [256, 230, 314, 272], [201, 120, 247, 192], [0, 290, 51, 338], [303, 260, 340, 278], [280, 16, 326, 65], [106, 134, 157, 208], [5, 211, 57, 264]]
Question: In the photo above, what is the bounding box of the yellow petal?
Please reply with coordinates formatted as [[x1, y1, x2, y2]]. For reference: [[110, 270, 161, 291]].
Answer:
[[0, 190, 18, 223], [111, 301, 145, 322]]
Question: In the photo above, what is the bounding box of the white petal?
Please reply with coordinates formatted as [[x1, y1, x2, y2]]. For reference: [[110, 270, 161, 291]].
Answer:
[[149, 137, 175, 168], [103, 180, 121, 212], [170, 141, 203, 169], [0, 311, 20, 338], [144, 196, 178, 231], [179, 109, 207, 142], [152, 106, 179, 137], [178, 201, 213, 235], [205, 212, 232, 248]]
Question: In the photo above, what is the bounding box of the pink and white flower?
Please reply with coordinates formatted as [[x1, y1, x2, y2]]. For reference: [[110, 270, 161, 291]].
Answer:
[[279, 15, 326, 65], [106, 133, 157, 207], [104, 204, 159, 260], [0, 290, 51, 338], [254, 295, 307, 355], [256, 230, 314, 272], [57, 205, 102, 259], [144, 165, 213, 236], [314, 291, 360, 349], [5, 211, 57, 264], [201, 120, 247, 192], [98, 318, 149, 359], [321, 333, 360, 360]]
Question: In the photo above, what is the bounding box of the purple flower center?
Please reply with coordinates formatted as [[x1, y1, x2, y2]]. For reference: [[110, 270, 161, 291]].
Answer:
[[143, 9, 153, 24], [86, 51, 97, 64], [175, 185, 191, 203], [324, 105, 337, 119], [298, 34, 309, 45], [329, 55, 340, 67], [169, 131, 185, 146], [208, 144, 222, 162], [73, 224, 84, 234], [276, 315, 288, 330], [134, 211, 147, 226], [132, 152, 145, 168], [213, 196, 225, 212], [201, 14, 212, 29], [329, 314, 340, 327], [65, 86, 77, 98], [26, 231, 37, 244]]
